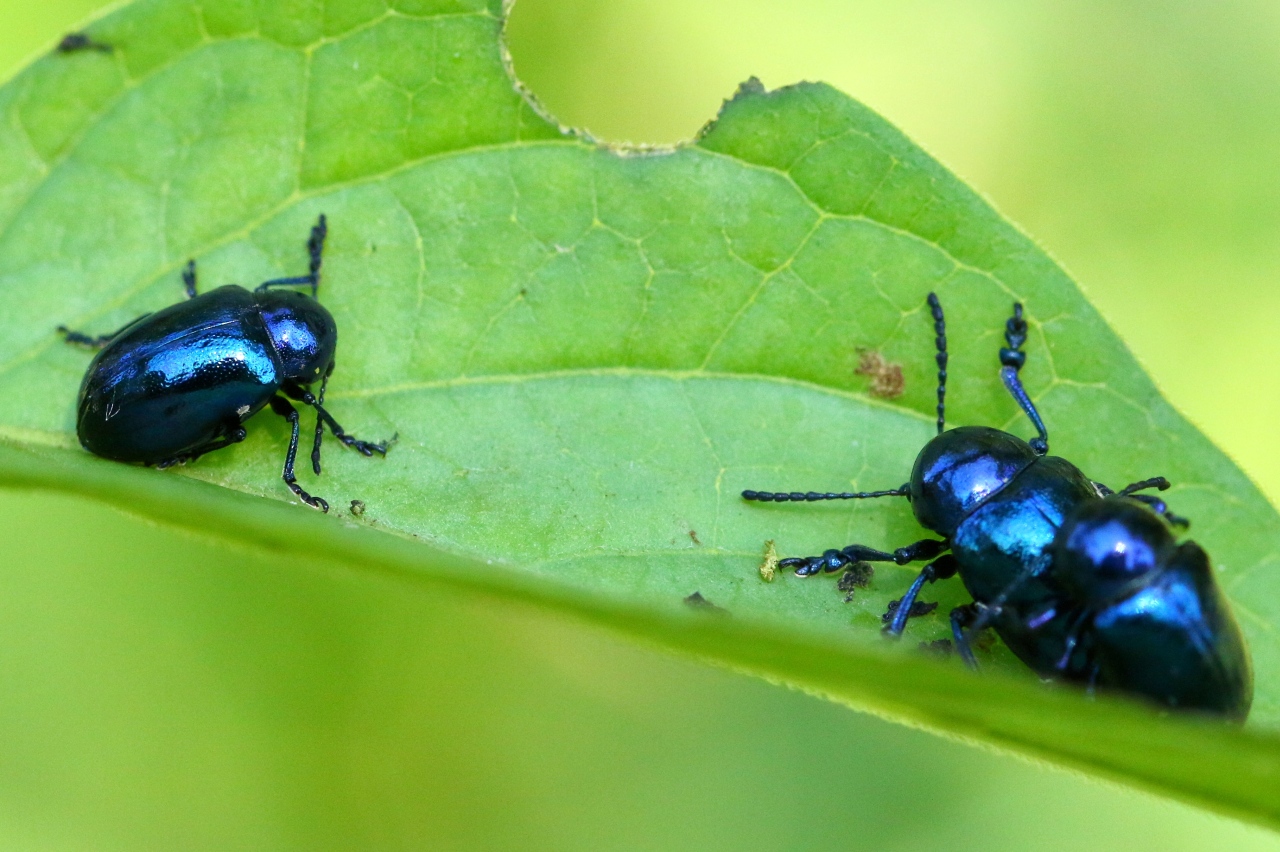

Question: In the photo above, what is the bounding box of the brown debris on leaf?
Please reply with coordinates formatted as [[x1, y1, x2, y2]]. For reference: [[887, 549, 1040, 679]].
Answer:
[[881, 598, 938, 623], [836, 562, 874, 602], [855, 349, 905, 399]]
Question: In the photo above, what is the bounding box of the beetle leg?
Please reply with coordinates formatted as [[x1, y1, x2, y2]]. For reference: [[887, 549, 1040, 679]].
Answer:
[[256, 275, 320, 292], [154, 425, 247, 468], [1086, 661, 1102, 696], [1128, 494, 1190, 529], [283, 382, 395, 460], [1117, 476, 1170, 496], [779, 538, 948, 578], [1096, 476, 1172, 497], [269, 396, 329, 512], [313, 409, 396, 457], [309, 364, 333, 474], [1111, 477, 1188, 527], [312, 412, 325, 473], [1054, 609, 1095, 673], [998, 302, 1050, 455], [58, 312, 153, 350], [779, 547, 883, 577], [883, 554, 959, 636], [949, 604, 980, 669], [58, 328, 116, 349]]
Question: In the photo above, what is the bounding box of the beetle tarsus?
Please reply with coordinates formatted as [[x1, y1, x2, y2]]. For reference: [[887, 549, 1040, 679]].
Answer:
[[1118, 476, 1171, 496], [883, 554, 958, 636], [58, 325, 113, 349], [779, 539, 947, 578], [271, 395, 330, 512], [949, 604, 980, 668], [286, 382, 394, 463]]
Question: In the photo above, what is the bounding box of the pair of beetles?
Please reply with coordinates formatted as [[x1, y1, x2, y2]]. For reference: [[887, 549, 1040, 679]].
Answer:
[[60, 217, 1253, 721]]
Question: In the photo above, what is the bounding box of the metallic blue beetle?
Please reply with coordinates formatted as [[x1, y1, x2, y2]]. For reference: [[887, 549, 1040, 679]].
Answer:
[[744, 294, 1253, 720], [60, 216, 390, 512]]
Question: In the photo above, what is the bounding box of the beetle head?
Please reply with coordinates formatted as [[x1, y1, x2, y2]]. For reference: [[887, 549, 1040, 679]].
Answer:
[[257, 290, 337, 383], [1052, 497, 1176, 605], [908, 426, 1037, 536]]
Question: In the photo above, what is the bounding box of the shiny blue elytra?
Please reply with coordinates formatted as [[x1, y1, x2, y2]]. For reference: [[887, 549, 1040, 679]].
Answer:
[[61, 217, 391, 513], [743, 295, 1253, 721]]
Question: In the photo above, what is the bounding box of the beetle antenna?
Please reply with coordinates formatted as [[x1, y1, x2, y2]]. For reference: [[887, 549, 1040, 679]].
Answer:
[[999, 302, 1049, 455], [742, 485, 910, 502], [927, 292, 947, 435], [307, 214, 327, 297], [255, 215, 328, 297]]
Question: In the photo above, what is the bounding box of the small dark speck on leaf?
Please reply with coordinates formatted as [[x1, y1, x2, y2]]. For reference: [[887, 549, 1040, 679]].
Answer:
[[972, 628, 998, 653], [350, 499, 366, 517], [855, 349, 905, 399], [918, 639, 953, 658], [57, 33, 112, 53], [837, 562, 873, 601], [881, 598, 938, 624], [684, 591, 728, 615], [688, 529, 701, 546]]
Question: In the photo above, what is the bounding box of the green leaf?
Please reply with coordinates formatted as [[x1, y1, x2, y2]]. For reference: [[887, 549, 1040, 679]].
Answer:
[[2, 0, 1279, 827]]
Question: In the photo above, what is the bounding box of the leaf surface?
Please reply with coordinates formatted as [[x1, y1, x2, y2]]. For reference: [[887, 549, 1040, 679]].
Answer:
[[2, 0, 1280, 826]]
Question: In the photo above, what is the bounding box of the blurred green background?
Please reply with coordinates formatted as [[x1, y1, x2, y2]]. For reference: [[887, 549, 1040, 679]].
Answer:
[[2, 0, 1280, 848]]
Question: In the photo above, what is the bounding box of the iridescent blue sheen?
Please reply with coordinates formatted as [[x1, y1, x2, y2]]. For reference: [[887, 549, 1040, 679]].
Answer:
[[910, 428, 1252, 720], [745, 293, 1252, 719], [946, 453, 1100, 677], [258, 290, 336, 382], [909, 426, 1038, 535], [1062, 504, 1252, 719], [75, 285, 336, 462], [1052, 498, 1174, 603]]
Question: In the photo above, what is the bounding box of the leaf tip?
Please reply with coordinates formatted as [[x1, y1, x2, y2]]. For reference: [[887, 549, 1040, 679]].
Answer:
[[697, 76, 768, 142]]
